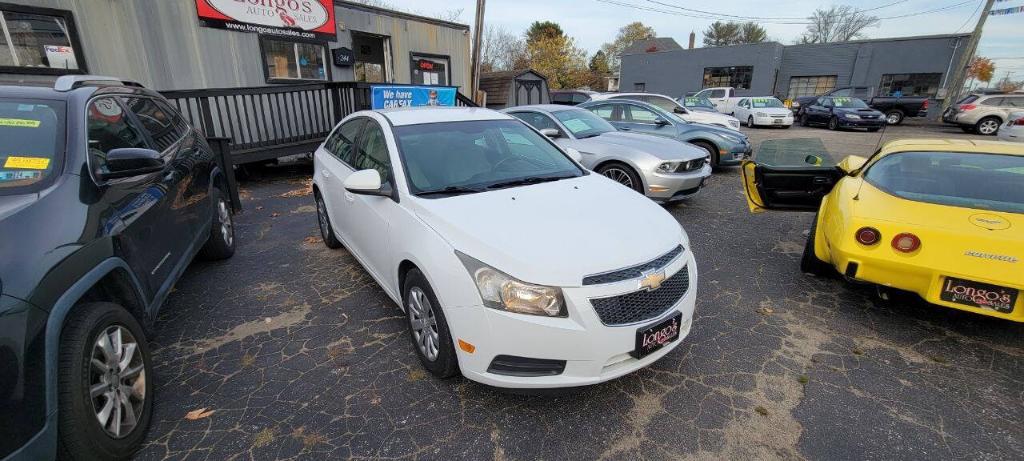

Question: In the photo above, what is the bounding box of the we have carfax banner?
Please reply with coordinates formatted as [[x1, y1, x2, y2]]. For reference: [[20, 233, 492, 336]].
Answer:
[[370, 86, 457, 109]]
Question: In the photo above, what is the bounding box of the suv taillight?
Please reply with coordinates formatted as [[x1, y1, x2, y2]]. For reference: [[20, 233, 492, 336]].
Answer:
[[959, 104, 977, 111]]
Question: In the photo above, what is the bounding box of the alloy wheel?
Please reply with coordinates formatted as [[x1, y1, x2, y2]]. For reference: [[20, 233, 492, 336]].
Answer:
[[217, 199, 233, 247], [89, 325, 146, 439], [978, 119, 1000, 135], [886, 112, 901, 124], [407, 287, 440, 361], [602, 168, 634, 189]]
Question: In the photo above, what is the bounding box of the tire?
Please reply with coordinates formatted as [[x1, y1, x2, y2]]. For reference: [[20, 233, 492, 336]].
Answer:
[[782, 123, 792, 129], [827, 116, 840, 131], [58, 302, 152, 461], [691, 141, 720, 168], [747, 115, 754, 128], [884, 110, 904, 125], [800, 114, 810, 127], [315, 191, 342, 249], [597, 162, 644, 194], [974, 116, 1001, 136], [800, 212, 833, 277], [198, 188, 235, 260], [403, 268, 459, 379]]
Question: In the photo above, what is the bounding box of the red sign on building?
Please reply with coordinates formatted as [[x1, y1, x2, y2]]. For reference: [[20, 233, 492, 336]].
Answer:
[[196, 0, 336, 40]]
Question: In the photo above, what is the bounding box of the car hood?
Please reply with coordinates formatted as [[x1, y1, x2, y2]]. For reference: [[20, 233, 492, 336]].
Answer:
[[411, 174, 684, 287], [687, 111, 740, 127], [835, 107, 883, 117], [576, 131, 707, 161]]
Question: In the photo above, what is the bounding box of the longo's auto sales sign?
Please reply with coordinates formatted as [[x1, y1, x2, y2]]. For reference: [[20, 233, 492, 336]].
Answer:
[[196, 0, 336, 40]]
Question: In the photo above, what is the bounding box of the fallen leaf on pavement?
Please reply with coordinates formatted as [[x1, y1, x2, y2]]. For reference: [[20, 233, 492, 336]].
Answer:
[[185, 408, 215, 420]]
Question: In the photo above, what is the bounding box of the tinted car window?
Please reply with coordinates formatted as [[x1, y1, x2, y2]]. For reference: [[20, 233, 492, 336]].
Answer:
[[122, 97, 187, 153], [590, 104, 619, 121], [509, 112, 560, 132], [864, 151, 1024, 214], [627, 105, 661, 123], [395, 120, 582, 194], [551, 93, 572, 104], [571, 93, 591, 104], [709, 89, 726, 98], [831, 88, 851, 97], [1003, 97, 1023, 108], [0, 98, 65, 193], [87, 97, 150, 177], [982, 98, 1004, 107], [352, 121, 391, 181], [325, 118, 364, 164]]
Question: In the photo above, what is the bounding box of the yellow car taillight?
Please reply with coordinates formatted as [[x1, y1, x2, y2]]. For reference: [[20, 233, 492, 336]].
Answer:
[[855, 227, 881, 245], [891, 233, 921, 253]]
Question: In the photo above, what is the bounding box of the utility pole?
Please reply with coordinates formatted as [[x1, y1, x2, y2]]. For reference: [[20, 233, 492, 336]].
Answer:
[[943, 0, 996, 112], [469, 0, 486, 103]]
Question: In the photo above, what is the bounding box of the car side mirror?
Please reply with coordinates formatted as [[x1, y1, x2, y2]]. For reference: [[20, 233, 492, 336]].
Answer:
[[565, 147, 583, 163], [837, 155, 868, 175], [673, 106, 687, 114], [654, 117, 670, 126], [344, 169, 393, 197], [100, 148, 165, 180], [540, 128, 561, 138], [804, 155, 824, 166]]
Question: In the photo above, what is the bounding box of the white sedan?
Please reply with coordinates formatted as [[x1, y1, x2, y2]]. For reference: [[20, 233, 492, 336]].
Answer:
[[997, 111, 1024, 143], [733, 97, 793, 128], [313, 107, 697, 388]]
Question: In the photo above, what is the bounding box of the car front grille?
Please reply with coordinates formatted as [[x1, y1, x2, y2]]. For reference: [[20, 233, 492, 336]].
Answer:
[[590, 266, 690, 326], [582, 245, 683, 285]]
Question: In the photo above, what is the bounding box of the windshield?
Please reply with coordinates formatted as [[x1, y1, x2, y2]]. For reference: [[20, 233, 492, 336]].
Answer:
[[680, 97, 715, 110], [395, 120, 584, 196], [0, 98, 65, 194], [750, 97, 785, 108], [864, 151, 1024, 214], [552, 109, 615, 138], [832, 97, 869, 108]]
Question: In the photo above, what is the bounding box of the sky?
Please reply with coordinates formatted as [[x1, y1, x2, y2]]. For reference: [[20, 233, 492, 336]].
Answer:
[[379, 0, 1024, 82]]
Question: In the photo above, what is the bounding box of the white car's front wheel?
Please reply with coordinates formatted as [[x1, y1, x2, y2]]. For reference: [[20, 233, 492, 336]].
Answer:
[[403, 268, 459, 378], [747, 115, 755, 128]]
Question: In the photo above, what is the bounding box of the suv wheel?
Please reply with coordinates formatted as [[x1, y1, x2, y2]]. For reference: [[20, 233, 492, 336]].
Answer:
[[199, 188, 235, 260], [403, 269, 459, 378], [885, 110, 904, 125], [58, 302, 152, 460], [975, 117, 1001, 136]]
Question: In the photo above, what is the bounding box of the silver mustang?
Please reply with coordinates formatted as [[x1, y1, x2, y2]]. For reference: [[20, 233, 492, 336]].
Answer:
[[504, 105, 711, 203]]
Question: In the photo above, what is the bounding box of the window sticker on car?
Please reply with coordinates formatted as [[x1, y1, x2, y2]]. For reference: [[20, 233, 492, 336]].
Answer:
[[3, 156, 51, 169], [833, 97, 852, 105], [0, 170, 42, 181], [0, 118, 41, 128]]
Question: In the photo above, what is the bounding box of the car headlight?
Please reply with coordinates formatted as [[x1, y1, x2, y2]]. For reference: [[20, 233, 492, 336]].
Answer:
[[845, 113, 861, 119], [718, 132, 743, 144], [657, 161, 681, 173], [456, 251, 566, 317]]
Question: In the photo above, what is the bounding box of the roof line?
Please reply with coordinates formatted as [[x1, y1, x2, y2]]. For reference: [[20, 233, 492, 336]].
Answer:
[[622, 32, 971, 56], [334, 1, 470, 31]]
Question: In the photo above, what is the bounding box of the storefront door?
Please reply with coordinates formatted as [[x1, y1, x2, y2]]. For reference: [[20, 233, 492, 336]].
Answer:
[[352, 32, 389, 83]]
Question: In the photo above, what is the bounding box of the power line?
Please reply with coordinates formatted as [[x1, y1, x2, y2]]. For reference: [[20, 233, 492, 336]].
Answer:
[[594, 0, 979, 25], [956, 1, 985, 33], [645, 0, 909, 21]]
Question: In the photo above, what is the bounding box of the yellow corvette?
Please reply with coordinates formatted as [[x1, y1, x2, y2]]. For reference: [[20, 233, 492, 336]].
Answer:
[[742, 139, 1024, 322]]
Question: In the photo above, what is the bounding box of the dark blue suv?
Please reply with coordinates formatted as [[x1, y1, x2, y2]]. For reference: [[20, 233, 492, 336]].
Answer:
[[1, 76, 236, 460]]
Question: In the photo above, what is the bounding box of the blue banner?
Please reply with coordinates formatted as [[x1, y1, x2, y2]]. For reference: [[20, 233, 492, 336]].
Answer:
[[370, 86, 457, 109]]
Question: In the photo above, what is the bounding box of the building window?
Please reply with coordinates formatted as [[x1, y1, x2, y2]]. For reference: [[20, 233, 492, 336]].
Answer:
[[703, 66, 753, 90], [878, 73, 942, 98], [0, 4, 85, 74], [261, 37, 327, 83], [787, 76, 837, 99], [410, 53, 450, 86], [353, 32, 390, 83], [634, 82, 645, 92]]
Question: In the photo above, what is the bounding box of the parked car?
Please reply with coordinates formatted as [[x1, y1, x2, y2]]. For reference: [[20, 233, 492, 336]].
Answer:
[[741, 139, 1023, 322], [733, 97, 794, 128], [997, 112, 1024, 143], [798, 96, 885, 131], [578, 99, 751, 167], [550, 89, 599, 106], [312, 107, 697, 388], [690, 87, 745, 115], [943, 93, 1024, 136], [0, 75, 236, 460], [589, 92, 741, 131], [503, 105, 712, 202], [677, 96, 718, 113], [792, 87, 928, 125]]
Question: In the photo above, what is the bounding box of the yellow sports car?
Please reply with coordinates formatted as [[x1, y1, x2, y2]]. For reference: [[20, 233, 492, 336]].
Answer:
[[742, 139, 1024, 322]]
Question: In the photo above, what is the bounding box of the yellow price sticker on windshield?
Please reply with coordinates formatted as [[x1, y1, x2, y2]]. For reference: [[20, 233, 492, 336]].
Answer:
[[4, 156, 51, 169], [0, 118, 41, 128]]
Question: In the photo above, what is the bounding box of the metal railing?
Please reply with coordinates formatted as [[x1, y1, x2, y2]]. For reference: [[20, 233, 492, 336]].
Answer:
[[160, 82, 476, 164]]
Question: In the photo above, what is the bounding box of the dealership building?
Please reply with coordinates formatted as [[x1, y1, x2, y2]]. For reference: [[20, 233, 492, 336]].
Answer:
[[619, 33, 970, 117], [0, 0, 471, 91]]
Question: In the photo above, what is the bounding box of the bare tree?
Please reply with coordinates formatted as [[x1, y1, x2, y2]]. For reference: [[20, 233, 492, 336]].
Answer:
[[480, 25, 527, 72], [799, 6, 879, 44]]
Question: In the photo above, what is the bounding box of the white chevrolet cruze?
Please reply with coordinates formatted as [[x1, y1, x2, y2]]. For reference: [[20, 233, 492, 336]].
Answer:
[[312, 107, 697, 388]]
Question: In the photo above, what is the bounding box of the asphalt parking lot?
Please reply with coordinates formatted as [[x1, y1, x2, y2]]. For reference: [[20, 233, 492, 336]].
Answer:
[[136, 121, 1023, 460]]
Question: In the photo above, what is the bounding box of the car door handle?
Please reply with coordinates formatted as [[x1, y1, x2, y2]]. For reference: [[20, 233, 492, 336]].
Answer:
[[620, 127, 632, 131], [812, 176, 832, 184]]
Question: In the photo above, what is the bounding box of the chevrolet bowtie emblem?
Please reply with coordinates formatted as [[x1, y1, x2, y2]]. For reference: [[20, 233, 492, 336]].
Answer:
[[639, 269, 666, 291]]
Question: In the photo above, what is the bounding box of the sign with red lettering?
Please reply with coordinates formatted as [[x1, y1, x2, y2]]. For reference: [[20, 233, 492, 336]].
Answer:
[[417, 59, 435, 71], [195, 0, 336, 40]]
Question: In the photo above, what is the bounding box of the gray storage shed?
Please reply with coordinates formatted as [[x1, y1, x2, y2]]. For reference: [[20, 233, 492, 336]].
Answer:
[[480, 69, 550, 109]]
